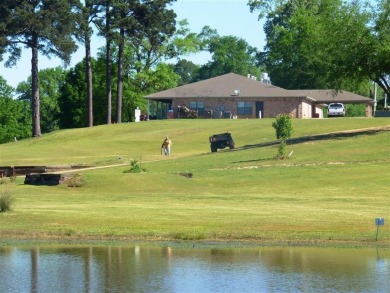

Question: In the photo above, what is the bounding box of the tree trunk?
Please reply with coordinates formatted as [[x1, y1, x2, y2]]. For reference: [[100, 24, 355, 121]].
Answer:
[[85, 31, 93, 127], [106, 1, 112, 124], [116, 27, 124, 123], [31, 34, 41, 137]]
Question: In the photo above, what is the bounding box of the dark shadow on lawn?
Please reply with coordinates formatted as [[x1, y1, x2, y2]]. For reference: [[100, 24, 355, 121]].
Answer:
[[237, 127, 389, 151], [233, 157, 273, 164], [232, 127, 389, 164]]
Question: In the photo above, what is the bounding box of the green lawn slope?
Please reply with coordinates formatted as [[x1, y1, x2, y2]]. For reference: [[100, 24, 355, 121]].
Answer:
[[0, 118, 389, 246]]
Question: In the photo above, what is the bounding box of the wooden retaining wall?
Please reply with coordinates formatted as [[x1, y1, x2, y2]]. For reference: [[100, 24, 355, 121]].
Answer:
[[24, 174, 70, 186], [0, 165, 90, 177], [0, 166, 47, 177]]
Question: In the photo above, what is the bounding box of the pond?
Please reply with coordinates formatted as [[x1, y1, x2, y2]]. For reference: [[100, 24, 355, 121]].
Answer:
[[1, 245, 389, 292]]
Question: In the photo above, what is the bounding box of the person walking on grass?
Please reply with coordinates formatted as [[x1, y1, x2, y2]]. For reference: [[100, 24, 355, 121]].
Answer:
[[161, 136, 172, 156]]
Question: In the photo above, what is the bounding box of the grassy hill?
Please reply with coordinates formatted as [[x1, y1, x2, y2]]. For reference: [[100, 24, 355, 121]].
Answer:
[[0, 118, 389, 245]]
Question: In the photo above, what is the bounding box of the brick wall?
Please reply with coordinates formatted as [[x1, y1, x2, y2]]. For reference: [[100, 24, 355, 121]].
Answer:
[[365, 104, 373, 117], [172, 97, 305, 118], [314, 105, 324, 118], [264, 98, 300, 118]]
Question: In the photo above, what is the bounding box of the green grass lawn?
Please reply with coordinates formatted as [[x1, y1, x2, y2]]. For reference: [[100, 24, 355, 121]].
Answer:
[[0, 118, 389, 245]]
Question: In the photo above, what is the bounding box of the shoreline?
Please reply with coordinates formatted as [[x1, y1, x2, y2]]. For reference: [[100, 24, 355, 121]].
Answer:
[[1, 235, 389, 249]]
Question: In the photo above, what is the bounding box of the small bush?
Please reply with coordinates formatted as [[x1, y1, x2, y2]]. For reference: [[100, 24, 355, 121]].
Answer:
[[66, 174, 85, 188], [272, 114, 293, 159], [276, 140, 286, 159], [0, 189, 15, 212], [0, 176, 17, 185], [124, 160, 146, 173]]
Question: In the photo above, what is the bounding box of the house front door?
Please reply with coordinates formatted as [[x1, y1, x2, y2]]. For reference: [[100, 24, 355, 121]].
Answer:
[[256, 101, 264, 118]]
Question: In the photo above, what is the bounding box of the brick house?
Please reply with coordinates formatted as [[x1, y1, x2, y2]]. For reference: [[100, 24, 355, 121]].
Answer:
[[144, 73, 374, 119]]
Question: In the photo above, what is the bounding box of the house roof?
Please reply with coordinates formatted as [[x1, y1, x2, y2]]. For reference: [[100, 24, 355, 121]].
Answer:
[[145, 73, 301, 99], [144, 73, 373, 104], [290, 89, 374, 104]]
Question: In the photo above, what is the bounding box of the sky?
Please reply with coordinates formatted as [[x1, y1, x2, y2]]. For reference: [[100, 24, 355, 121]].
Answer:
[[0, 0, 266, 88]]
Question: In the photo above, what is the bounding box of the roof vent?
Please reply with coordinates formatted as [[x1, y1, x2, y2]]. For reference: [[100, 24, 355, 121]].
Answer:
[[247, 74, 258, 80], [261, 72, 271, 84], [232, 89, 240, 96]]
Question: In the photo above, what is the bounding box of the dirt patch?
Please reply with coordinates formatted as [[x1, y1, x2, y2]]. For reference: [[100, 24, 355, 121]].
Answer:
[[178, 172, 193, 178]]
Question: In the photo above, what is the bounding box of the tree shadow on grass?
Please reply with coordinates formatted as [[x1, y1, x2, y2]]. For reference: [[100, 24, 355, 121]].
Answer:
[[233, 127, 389, 164], [233, 157, 274, 164]]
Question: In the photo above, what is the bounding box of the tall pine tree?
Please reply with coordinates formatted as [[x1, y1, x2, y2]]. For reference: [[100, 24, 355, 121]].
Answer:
[[0, 0, 79, 137]]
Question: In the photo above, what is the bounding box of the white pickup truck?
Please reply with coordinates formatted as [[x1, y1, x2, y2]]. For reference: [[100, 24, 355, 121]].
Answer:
[[328, 103, 345, 117]]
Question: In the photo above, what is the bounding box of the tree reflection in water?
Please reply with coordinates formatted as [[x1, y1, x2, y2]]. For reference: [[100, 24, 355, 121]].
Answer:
[[0, 246, 389, 292]]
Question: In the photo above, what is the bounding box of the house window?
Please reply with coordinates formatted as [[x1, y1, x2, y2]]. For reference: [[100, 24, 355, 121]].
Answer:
[[189, 101, 205, 116], [237, 102, 252, 115]]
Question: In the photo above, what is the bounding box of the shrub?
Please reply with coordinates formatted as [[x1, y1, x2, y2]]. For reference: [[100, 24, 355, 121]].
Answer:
[[124, 160, 146, 173], [0, 189, 15, 212], [272, 114, 293, 159], [346, 104, 366, 117], [66, 174, 85, 188], [277, 140, 286, 159], [0, 176, 17, 185]]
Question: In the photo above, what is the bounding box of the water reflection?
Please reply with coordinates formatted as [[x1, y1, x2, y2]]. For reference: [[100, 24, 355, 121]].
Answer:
[[0, 245, 389, 292]]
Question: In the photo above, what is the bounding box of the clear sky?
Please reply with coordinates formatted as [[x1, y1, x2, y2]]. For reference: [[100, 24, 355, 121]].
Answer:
[[0, 0, 266, 88]]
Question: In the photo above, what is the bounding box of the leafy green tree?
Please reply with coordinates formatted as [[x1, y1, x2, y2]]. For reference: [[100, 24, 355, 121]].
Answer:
[[94, 0, 180, 123], [170, 59, 200, 85], [58, 55, 118, 128], [110, 0, 177, 123], [321, 0, 377, 92], [58, 63, 88, 129], [58, 60, 105, 129], [59, 3, 195, 126], [0, 76, 13, 99], [0, 76, 31, 143], [260, 1, 328, 88], [94, 0, 114, 124], [130, 64, 180, 121], [16, 67, 66, 133], [251, 0, 365, 89], [366, 0, 390, 96], [111, 0, 134, 124], [84, 1, 95, 127], [58, 56, 179, 126], [346, 104, 366, 117], [126, 63, 179, 118], [272, 113, 293, 159], [249, 0, 389, 96], [0, 0, 79, 137], [92, 55, 114, 125], [170, 19, 202, 58], [194, 30, 261, 81], [106, 3, 198, 122], [76, 0, 103, 127]]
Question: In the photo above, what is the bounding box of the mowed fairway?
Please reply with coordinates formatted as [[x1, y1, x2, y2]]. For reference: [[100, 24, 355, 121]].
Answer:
[[0, 118, 389, 245]]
